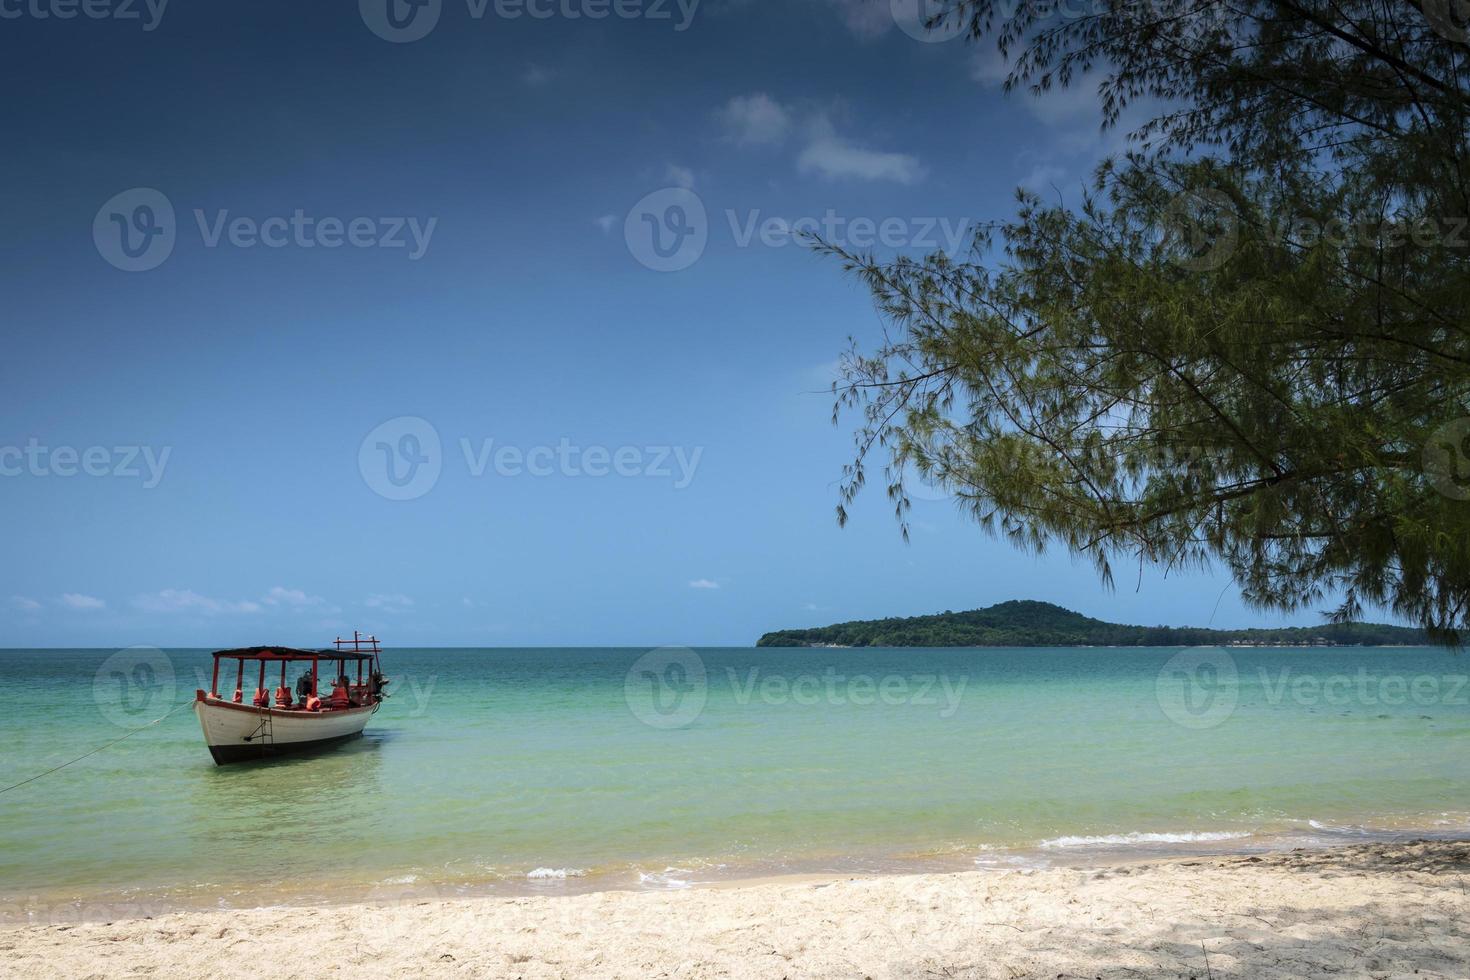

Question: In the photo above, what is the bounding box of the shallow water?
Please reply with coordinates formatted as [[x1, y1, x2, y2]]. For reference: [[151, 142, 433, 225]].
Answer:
[[1, 645, 1467, 919]]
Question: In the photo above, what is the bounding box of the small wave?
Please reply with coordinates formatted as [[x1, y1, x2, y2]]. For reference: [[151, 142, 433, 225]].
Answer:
[[638, 867, 692, 889], [381, 875, 419, 885], [973, 854, 1050, 871], [526, 867, 586, 879], [1038, 831, 1251, 849]]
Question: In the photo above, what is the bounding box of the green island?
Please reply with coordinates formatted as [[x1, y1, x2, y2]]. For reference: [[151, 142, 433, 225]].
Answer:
[[756, 600, 1427, 648]]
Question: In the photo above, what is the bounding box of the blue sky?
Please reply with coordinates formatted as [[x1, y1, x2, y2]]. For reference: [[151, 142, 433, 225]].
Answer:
[[0, 0, 1349, 646]]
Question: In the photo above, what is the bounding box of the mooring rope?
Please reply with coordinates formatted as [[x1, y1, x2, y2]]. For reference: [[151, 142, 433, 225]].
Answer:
[[0, 697, 195, 797]]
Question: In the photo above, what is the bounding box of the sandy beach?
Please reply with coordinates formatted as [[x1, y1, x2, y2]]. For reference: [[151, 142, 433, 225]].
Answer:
[[4, 840, 1468, 979]]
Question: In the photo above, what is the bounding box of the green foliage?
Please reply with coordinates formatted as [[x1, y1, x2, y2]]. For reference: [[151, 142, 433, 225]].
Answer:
[[825, 0, 1470, 643], [755, 599, 1426, 647]]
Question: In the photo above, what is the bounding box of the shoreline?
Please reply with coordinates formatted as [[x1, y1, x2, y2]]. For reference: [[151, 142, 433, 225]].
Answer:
[[7, 821, 1469, 926], [5, 839, 1468, 978]]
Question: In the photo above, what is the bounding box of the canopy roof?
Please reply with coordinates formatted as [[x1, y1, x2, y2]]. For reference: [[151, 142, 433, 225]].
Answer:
[[211, 646, 377, 662]]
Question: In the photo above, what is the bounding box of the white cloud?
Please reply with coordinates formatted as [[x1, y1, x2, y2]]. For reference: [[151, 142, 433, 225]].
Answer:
[[1018, 163, 1068, 193], [131, 589, 261, 615], [262, 586, 325, 608], [721, 97, 927, 185], [665, 163, 696, 189], [994, 74, 1160, 198], [1023, 78, 1108, 131], [364, 593, 415, 614], [829, 0, 893, 39], [797, 133, 926, 184], [60, 593, 105, 611], [689, 579, 721, 590], [970, 45, 1012, 87], [594, 213, 617, 235], [718, 93, 793, 147], [8, 595, 41, 612]]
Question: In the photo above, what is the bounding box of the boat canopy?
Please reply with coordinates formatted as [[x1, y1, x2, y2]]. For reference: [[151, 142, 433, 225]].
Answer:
[[210, 646, 378, 662]]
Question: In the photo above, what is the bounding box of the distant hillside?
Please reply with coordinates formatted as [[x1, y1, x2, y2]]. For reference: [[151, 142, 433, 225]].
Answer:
[[756, 600, 1427, 648]]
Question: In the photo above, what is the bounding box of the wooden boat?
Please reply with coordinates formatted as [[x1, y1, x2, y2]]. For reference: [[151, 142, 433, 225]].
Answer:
[[193, 632, 389, 765]]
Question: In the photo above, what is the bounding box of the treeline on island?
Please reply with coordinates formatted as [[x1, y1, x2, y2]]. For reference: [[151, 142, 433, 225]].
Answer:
[[755, 601, 1427, 648]]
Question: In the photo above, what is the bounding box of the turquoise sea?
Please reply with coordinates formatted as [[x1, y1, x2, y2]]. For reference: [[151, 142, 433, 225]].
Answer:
[[2, 645, 1468, 921]]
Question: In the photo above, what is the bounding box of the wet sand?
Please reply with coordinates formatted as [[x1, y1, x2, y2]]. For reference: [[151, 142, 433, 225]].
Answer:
[[2, 840, 1470, 975], [3, 839, 1468, 978]]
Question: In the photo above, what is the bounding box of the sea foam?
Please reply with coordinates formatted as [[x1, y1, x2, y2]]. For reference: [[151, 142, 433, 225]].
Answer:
[[526, 867, 586, 879], [1038, 831, 1251, 848], [637, 868, 693, 889]]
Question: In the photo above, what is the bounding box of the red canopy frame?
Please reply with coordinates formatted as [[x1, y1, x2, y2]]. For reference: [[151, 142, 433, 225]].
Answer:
[[206, 633, 382, 701]]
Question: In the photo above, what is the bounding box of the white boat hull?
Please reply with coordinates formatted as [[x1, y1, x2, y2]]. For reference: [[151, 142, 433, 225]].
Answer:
[[194, 696, 379, 765]]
